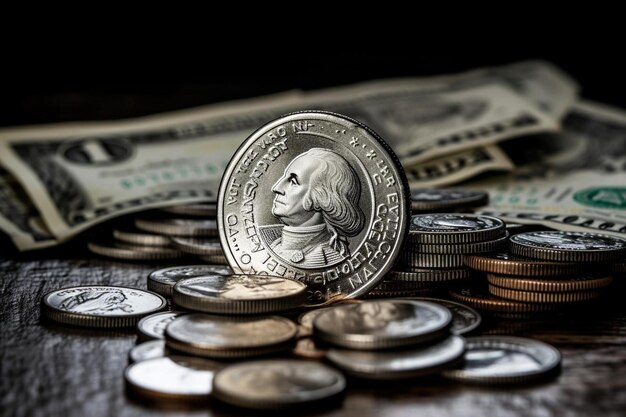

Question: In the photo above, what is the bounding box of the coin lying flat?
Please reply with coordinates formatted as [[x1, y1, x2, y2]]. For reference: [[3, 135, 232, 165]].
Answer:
[[159, 203, 218, 217], [410, 189, 489, 212], [125, 356, 222, 401], [407, 214, 506, 244], [464, 253, 583, 277], [41, 286, 167, 328], [387, 268, 473, 282], [298, 307, 334, 338], [442, 336, 561, 384], [88, 240, 185, 260], [148, 265, 234, 297], [128, 340, 167, 363], [449, 287, 560, 314], [313, 300, 452, 350], [135, 217, 219, 237], [509, 231, 626, 262], [487, 274, 614, 293], [113, 227, 172, 247], [403, 297, 482, 335], [212, 360, 346, 410], [217, 111, 410, 306], [136, 311, 186, 342], [327, 335, 466, 380], [170, 237, 223, 256], [488, 284, 602, 304], [409, 233, 509, 254], [172, 275, 307, 314], [292, 338, 328, 360], [165, 314, 297, 358]]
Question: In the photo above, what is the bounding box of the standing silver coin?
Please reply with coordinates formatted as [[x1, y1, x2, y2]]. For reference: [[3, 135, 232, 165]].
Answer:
[[136, 311, 186, 342], [148, 265, 234, 297], [41, 286, 167, 328], [212, 360, 346, 410], [173, 275, 307, 314], [442, 336, 561, 384], [312, 300, 452, 350], [125, 356, 222, 401], [403, 297, 481, 335], [218, 111, 410, 305]]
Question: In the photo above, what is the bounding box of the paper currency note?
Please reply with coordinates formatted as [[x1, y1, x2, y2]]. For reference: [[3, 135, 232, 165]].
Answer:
[[469, 100, 626, 236], [0, 66, 561, 244]]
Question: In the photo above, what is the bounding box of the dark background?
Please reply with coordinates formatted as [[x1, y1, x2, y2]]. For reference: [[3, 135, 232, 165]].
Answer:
[[2, 52, 624, 127]]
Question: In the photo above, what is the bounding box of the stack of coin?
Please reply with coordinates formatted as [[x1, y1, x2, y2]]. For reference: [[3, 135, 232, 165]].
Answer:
[[373, 213, 507, 297], [459, 231, 626, 318], [311, 300, 467, 379], [410, 188, 489, 214]]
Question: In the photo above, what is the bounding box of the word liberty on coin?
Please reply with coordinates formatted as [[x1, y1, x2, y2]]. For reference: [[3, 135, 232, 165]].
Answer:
[[218, 111, 411, 305]]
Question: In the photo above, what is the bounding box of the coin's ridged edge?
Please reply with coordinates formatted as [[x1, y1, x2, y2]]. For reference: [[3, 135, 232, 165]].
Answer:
[[363, 288, 442, 299], [400, 297, 482, 335], [486, 274, 614, 293], [314, 326, 450, 350], [147, 278, 174, 298], [198, 255, 229, 264], [448, 290, 559, 313], [135, 218, 219, 237], [376, 280, 464, 291], [407, 224, 506, 245], [169, 238, 224, 256], [510, 241, 626, 262], [172, 287, 307, 315], [387, 268, 473, 282], [409, 233, 509, 254], [88, 241, 186, 260], [113, 229, 171, 246], [463, 254, 582, 276], [397, 252, 466, 268], [165, 336, 295, 359], [488, 284, 602, 303]]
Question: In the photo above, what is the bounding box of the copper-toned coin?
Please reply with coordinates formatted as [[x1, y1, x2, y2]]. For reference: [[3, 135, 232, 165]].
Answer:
[[464, 252, 583, 277], [488, 284, 602, 304], [486, 274, 613, 293], [449, 287, 560, 314]]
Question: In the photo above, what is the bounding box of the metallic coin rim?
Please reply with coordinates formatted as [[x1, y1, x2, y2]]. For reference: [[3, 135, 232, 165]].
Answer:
[[387, 268, 473, 282], [312, 300, 452, 350], [113, 228, 171, 246], [407, 214, 506, 244], [41, 285, 167, 328], [326, 335, 466, 379], [509, 232, 626, 262], [362, 288, 442, 299], [442, 336, 561, 384], [128, 340, 167, 363], [488, 284, 602, 303], [136, 311, 186, 342], [449, 288, 560, 313], [159, 203, 218, 217], [486, 274, 614, 293], [408, 233, 509, 254], [172, 275, 307, 314], [148, 265, 235, 297], [410, 189, 489, 211], [397, 252, 466, 268], [401, 297, 482, 335], [211, 359, 346, 410], [124, 355, 221, 400], [169, 236, 224, 256], [135, 217, 219, 237], [464, 253, 583, 277], [216, 110, 411, 305]]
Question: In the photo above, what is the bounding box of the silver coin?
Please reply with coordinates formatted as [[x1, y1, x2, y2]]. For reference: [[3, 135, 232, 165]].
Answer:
[[113, 227, 171, 247], [442, 336, 561, 384], [402, 297, 481, 335], [313, 300, 452, 350], [327, 335, 466, 380], [173, 274, 307, 314], [212, 360, 346, 410], [410, 188, 488, 211], [165, 313, 297, 358], [169, 236, 223, 256], [409, 233, 509, 254], [397, 252, 466, 268], [159, 203, 218, 217], [408, 214, 506, 244], [125, 356, 222, 401], [135, 217, 219, 237], [128, 340, 167, 363], [148, 265, 234, 297], [217, 111, 410, 306], [136, 311, 186, 342], [88, 240, 185, 260], [387, 268, 473, 282], [297, 307, 334, 338], [509, 231, 626, 262], [41, 286, 167, 328]]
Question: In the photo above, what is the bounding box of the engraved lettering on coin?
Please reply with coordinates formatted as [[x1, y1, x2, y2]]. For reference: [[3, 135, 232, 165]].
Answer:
[[262, 148, 365, 268], [218, 112, 410, 304]]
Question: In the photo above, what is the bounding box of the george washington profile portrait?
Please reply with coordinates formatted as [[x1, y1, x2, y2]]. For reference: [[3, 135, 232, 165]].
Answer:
[[258, 148, 366, 269]]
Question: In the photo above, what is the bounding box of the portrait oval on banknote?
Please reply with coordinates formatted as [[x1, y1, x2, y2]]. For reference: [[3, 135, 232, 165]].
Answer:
[[218, 111, 410, 305]]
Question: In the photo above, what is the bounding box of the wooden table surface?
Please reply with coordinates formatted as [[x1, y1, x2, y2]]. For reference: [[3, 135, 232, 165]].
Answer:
[[1, 233, 625, 417]]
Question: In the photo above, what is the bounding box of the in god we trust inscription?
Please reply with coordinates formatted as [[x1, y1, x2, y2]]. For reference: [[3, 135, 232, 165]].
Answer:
[[218, 111, 410, 305]]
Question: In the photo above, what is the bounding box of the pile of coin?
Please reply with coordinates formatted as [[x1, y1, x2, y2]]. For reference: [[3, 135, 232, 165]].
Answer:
[[456, 231, 626, 318], [410, 189, 489, 213], [87, 203, 228, 263], [373, 213, 508, 297]]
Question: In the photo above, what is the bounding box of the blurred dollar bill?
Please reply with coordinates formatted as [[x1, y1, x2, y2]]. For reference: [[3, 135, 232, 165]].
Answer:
[[0, 62, 567, 248], [469, 100, 626, 237]]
